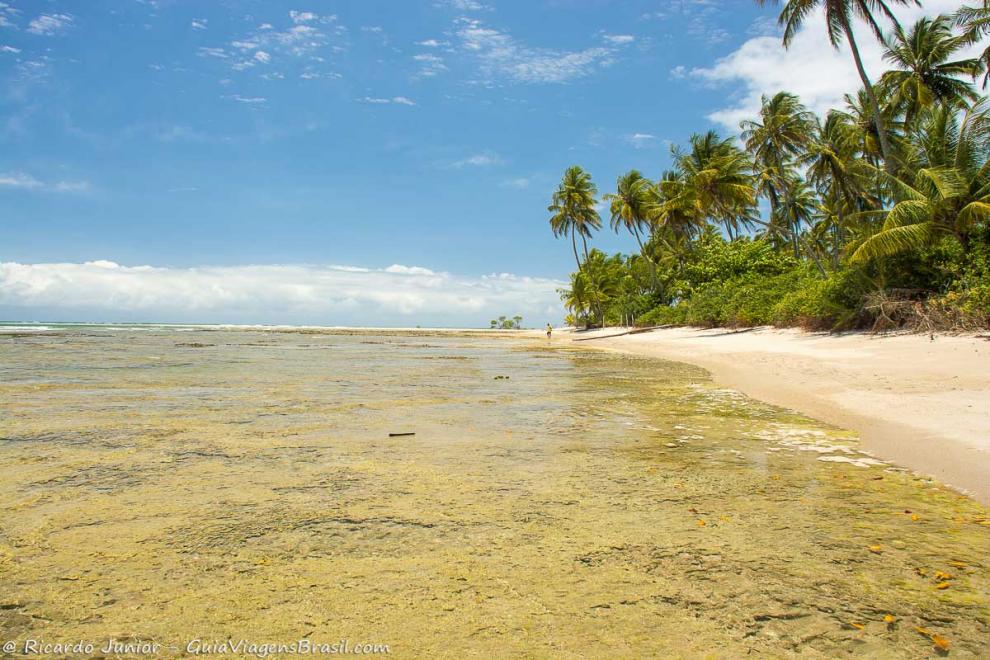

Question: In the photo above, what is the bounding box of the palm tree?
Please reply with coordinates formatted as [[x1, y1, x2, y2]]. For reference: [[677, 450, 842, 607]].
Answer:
[[880, 16, 981, 126], [773, 174, 819, 257], [851, 101, 990, 262], [756, 0, 919, 172], [742, 92, 817, 252], [548, 166, 602, 272], [603, 170, 653, 255], [663, 131, 758, 239], [548, 166, 602, 325], [954, 2, 990, 86]]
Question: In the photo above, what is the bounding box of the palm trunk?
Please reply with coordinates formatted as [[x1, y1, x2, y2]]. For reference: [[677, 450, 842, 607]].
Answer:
[[570, 230, 586, 326], [841, 17, 895, 175], [632, 225, 661, 292], [581, 234, 606, 326]]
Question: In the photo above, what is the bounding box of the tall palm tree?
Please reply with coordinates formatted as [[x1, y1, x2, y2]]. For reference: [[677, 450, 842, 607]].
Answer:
[[548, 166, 602, 325], [741, 92, 817, 252], [603, 170, 653, 255], [954, 2, 990, 86], [851, 101, 990, 262], [548, 166, 602, 273], [756, 0, 919, 172], [881, 16, 982, 125], [663, 131, 758, 239]]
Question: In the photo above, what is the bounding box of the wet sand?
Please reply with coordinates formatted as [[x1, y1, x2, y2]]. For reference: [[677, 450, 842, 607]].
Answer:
[[1, 327, 988, 657], [559, 327, 990, 506]]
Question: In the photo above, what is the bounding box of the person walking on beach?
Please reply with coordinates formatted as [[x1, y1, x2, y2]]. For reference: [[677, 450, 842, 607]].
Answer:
[[546, 323, 553, 339]]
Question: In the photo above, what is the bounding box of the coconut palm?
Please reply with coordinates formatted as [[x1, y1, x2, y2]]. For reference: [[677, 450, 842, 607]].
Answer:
[[954, 2, 990, 86], [603, 170, 654, 254], [742, 92, 818, 252], [756, 0, 919, 171], [548, 165, 602, 271], [851, 101, 990, 262], [663, 131, 758, 239], [880, 16, 982, 126]]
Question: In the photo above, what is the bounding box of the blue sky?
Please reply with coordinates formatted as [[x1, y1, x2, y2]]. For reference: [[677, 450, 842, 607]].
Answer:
[[0, 0, 969, 325]]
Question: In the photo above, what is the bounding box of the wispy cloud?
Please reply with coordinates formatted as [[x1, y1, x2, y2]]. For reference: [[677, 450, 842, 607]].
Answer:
[[416, 39, 447, 48], [413, 53, 447, 78], [0, 261, 565, 326], [0, 171, 89, 192], [361, 96, 416, 106], [451, 152, 501, 168], [191, 18, 207, 31], [435, 0, 490, 11], [0, 2, 17, 28], [453, 18, 631, 84], [625, 133, 658, 149], [26, 13, 74, 36], [1, 45, 20, 53], [603, 34, 635, 45], [202, 10, 343, 73], [229, 94, 267, 105]]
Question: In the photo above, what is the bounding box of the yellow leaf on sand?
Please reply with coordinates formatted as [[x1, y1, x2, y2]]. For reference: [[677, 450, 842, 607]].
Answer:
[[948, 560, 966, 568], [933, 571, 953, 581], [849, 622, 864, 630], [868, 545, 882, 554], [931, 634, 950, 651], [935, 582, 951, 590], [883, 614, 895, 624], [697, 519, 706, 527], [911, 514, 920, 521]]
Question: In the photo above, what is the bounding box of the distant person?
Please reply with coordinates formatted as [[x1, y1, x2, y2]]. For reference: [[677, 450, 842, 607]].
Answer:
[[546, 323, 553, 339]]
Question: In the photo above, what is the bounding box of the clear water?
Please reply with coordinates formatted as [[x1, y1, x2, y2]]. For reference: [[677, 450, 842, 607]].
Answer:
[[1, 328, 987, 657]]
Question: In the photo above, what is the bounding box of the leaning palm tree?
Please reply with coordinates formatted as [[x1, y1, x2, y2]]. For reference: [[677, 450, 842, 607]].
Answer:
[[756, 0, 919, 172], [954, 1, 990, 86], [880, 16, 982, 126], [851, 101, 990, 262]]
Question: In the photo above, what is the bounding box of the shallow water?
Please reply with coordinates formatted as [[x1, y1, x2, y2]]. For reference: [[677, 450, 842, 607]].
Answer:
[[1, 328, 987, 657]]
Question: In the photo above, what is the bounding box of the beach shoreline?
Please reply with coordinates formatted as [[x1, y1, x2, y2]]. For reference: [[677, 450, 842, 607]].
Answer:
[[544, 326, 990, 505]]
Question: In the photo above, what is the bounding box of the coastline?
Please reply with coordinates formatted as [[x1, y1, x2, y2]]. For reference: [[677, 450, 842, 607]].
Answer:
[[546, 326, 990, 505]]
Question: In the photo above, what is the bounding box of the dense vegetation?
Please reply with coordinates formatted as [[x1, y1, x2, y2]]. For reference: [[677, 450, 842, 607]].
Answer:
[[549, 1, 990, 332]]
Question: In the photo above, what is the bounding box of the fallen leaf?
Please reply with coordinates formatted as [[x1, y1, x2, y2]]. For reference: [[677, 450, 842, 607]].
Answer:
[[697, 519, 706, 527], [911, 514, 920, 521], [933, 571, 953, 581], [931, 634, 950, 652], [883, 614, 896, 624], [935, 582, 951, 590], [868, 545, 882, 554], [948, 560, 966, 568], [849, 622, 864, 630]]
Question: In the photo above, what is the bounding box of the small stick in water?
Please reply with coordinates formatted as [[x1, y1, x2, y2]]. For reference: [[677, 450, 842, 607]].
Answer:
[[389, 432, 416, 437]]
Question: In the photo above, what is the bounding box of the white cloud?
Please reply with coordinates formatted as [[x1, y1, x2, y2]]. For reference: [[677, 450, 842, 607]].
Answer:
[[451, 152, 501, 168], [0, 261, 565, 326], [693, 0, 979, 131], [289, 11, 318, 24], [191, 18, 207, 31], [254, 50, 271, 63], [603, 34, 635, 45], [626, 133, 657, 149], [413, 52, 447, 78], [230, 95, 266, 105], [0, 3, 17, 28], [361, 96, 416, 106], [1, 45, 20, 53], [669, 65, 687, 80], [26, 13, 73, 36], [0, 171, 88, 192], [436, 0, 489, 11], [416, 39, 446, 47], [454, 17, 632, 84], [501, 177, 530, 189]]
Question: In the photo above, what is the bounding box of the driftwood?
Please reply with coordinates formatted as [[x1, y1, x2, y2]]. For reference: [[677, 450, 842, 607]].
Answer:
[[571, 325, 673, 342], [389, 432, 416, 437]]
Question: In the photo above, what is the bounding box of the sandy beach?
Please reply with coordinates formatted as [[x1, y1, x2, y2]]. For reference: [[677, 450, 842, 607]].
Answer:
[[553, 326, 990, 505]]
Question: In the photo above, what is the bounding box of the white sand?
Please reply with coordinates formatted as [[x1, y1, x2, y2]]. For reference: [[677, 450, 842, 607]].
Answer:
[[553, 326, 990, 504]]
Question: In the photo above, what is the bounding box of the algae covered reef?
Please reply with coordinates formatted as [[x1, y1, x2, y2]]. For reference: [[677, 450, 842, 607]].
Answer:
[[0, 328, 988, 657]]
